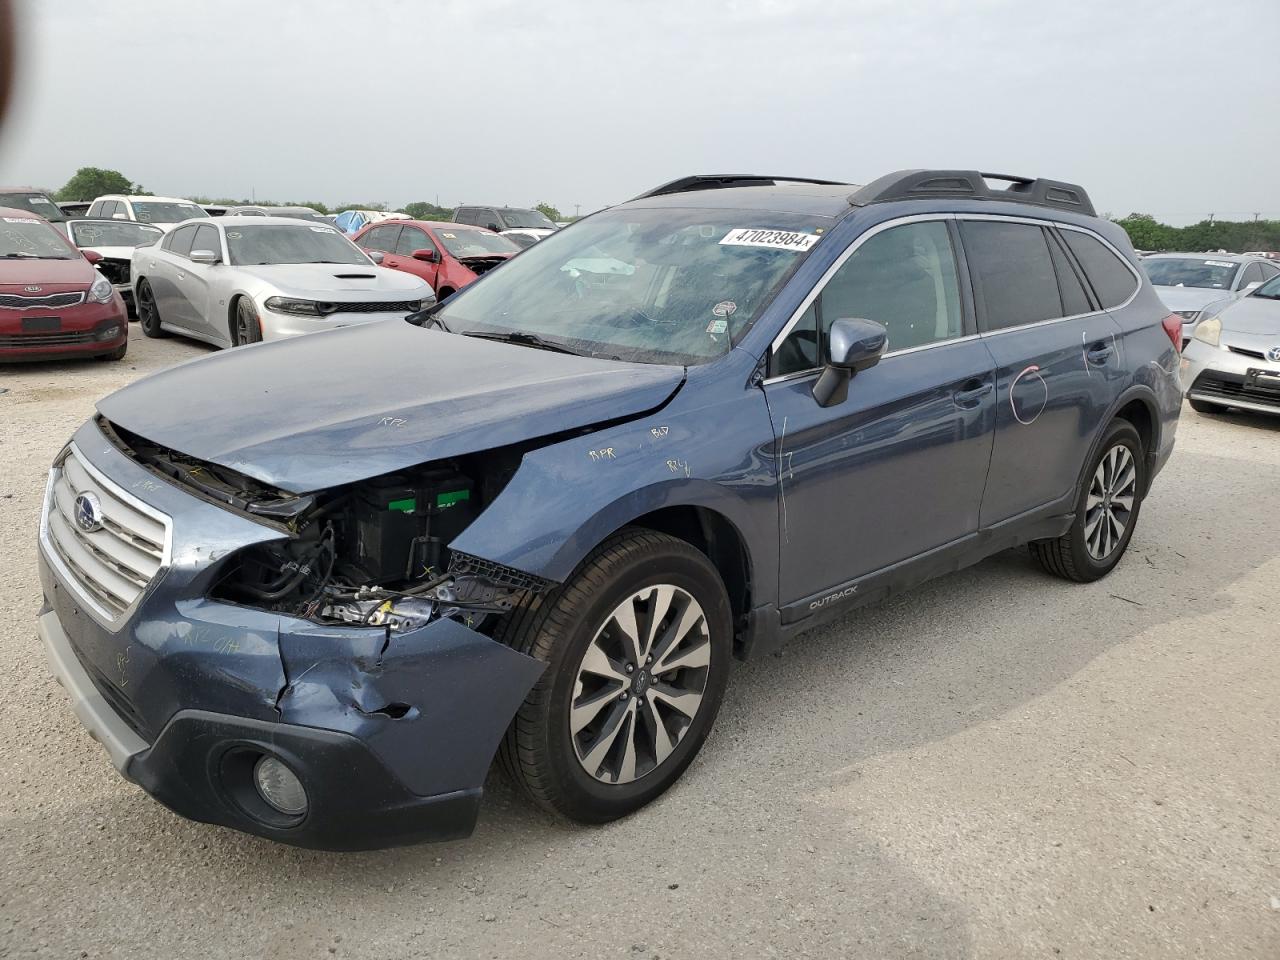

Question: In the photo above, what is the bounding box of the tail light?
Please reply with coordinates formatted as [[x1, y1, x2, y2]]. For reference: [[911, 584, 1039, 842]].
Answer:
[[1160, 314, 1183, 354]]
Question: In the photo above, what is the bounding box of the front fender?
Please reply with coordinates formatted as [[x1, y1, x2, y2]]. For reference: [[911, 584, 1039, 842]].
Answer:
[[449, 360, 779, 606]]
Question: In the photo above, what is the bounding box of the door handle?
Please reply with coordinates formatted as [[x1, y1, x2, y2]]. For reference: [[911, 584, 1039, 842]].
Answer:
[[176, 272, 185, 281], [1085, 343, 1114, 364], [953, 379, 993, 407]]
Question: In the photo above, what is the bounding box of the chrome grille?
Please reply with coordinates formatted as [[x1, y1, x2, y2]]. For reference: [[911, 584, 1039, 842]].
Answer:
[[41, 446, 171, 623], [0, 290, 85, 310]]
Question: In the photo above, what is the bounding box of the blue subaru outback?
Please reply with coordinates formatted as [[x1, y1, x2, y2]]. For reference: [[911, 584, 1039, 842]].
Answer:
[[37, 170, 1182, 848]]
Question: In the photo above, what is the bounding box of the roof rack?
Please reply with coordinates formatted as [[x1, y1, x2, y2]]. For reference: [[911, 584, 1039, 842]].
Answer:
[[848, 170, 1095, 217], [633, 175, 850, 201]]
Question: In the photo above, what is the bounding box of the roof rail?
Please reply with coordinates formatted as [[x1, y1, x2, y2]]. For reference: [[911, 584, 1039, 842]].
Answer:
[[633, 174, 850, 201], [848, 170, 1095, 217]]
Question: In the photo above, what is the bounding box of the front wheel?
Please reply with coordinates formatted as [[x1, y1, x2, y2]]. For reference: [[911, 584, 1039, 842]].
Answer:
[[232, 297, 263, 347], [498, 529, 732, 823], [1031, 419, 1146, 582]]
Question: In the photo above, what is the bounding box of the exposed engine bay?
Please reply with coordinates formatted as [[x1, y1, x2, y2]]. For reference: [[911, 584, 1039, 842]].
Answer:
[[101, 418, 550, 633], [458, 255, 507, 277], [94, 257, 131, 287]]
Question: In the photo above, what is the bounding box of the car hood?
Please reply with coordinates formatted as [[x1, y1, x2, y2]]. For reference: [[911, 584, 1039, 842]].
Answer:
[[0, 256, 93, 286], [234, 263, 427, 298], [1219, 296, 1280, 336], [97, 319, 686, 493], [80, 245, 137, 259], [1153, 285, 1235, 313]]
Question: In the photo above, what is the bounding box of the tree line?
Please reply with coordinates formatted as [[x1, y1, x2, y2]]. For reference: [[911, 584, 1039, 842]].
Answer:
[[52, 167, 569, 223]]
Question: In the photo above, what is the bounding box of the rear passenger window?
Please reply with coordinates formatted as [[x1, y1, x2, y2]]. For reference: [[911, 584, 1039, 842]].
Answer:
[[1061, 230, 1139, 308], [1047, 231, 1092, 316], [1238, 262, 1265, 288], [961, 221, 1062, 331], [167, 225, 197, 257]]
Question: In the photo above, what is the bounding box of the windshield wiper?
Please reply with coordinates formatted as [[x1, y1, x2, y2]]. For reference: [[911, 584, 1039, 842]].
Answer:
[[461, 330, 584, 356]]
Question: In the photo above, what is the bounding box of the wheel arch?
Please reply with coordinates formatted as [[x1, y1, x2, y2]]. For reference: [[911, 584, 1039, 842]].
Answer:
[[1078, 384, 1161, 497]]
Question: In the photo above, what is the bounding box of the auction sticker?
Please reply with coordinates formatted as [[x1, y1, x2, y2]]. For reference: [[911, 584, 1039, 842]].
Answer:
[[2, 217, 38, 223], [720, 228, 819, 251], [1204, 260, 1235, 268]]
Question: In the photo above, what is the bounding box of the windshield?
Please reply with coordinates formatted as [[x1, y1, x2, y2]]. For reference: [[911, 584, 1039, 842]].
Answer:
[[0, 216, 76, 259], [132, 201, 208, 224], [435, 207, 828, 364], [1252, 275, 1280, 299], [501, 209, 555, 229], [1142, 257, 1239, 290], [0, 192, 65, 222], [436, 229, 520, 258], [226, 223, 370, 266], [69, 221, 163, 248]]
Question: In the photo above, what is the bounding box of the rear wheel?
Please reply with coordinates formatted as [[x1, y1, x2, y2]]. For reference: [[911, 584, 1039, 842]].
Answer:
[[498, 530, 732, 823], [1188, 398, 1221, 414], [232, 297, 263, 347], [135, 280, 165, 338], [1031, 419, 1145, 583]]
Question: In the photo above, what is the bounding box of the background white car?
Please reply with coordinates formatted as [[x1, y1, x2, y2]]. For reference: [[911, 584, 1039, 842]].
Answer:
[[85, 194, 210, 232], [130, 216, 432, 347], [65, 218, 164, 314]]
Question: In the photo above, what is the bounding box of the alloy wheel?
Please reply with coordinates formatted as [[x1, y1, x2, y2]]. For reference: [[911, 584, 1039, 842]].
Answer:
[[570, 584, 711, 785], [1085, 443, 1137, 561]]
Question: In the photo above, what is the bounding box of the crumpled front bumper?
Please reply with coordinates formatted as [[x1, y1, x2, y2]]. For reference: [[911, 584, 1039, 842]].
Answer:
[[36, 419, 546, 850]]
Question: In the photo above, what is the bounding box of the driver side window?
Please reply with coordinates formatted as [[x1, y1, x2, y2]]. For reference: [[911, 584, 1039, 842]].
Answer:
[[772, 220, 964, 377]]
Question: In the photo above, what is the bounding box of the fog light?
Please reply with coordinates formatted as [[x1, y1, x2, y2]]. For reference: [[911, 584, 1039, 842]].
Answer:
[[253, 756, 308, 816], [96, 324, 122, 341]]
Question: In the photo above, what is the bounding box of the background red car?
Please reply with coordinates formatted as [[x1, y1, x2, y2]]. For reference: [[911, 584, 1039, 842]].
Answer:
[[353, 219, 521, 300], [0, 208, 128, 362]]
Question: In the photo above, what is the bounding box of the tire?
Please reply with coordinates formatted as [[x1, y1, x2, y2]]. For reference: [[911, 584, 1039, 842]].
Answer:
[[232, 297, 263, 347], [1188, 398, 1220, 415], [135, 279, 166, 338], [100, 341, 127, 361], [437, 287, 456, 302], [1031, 419, 1146, 583], [498, 529, 732, 823]]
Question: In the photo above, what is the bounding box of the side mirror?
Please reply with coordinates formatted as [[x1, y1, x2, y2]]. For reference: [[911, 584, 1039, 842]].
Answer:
[[82, 249, 102, 265], [812, 317, 887, 408], [368, 250, 385, 264], [112, 213, 127, 220], [189, 249, 219, 265], [486, 223, 501, 232], [1244, 281, 1263, 293], [411, 248, 439, 263]]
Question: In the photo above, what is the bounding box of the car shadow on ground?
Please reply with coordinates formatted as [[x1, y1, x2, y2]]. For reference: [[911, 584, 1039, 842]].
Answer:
[[7, 442, 1278, 957]]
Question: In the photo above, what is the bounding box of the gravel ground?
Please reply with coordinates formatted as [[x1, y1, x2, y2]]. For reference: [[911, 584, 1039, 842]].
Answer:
[[1, 327, 1277, 959]]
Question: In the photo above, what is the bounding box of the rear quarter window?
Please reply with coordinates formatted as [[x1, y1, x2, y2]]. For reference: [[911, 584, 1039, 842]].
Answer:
[[1062, 230, 1138, 309]]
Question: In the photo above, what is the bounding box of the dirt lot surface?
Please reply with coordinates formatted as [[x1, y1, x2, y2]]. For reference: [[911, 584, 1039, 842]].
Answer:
[[1, 327, 1277, 959]]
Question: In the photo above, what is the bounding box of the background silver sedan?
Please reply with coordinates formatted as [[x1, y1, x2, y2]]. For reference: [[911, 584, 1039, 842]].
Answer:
[[130, 216, 432, 347], [1181, 273, 1280, 417]]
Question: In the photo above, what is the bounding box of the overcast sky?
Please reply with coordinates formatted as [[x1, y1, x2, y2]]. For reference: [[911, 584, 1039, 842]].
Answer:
[[2, 0, 1276, 224]]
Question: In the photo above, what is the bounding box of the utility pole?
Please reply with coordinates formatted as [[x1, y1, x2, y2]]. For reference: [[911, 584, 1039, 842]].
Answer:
[[574, 203, 580, 218]]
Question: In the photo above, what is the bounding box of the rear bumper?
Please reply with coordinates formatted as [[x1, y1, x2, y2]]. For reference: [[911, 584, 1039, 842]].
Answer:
[[38, 607, 489, 850]]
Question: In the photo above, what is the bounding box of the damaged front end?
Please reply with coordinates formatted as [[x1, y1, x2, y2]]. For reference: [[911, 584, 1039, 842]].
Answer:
[[107, 417, 551, 635], [39, 418, 554, 849]]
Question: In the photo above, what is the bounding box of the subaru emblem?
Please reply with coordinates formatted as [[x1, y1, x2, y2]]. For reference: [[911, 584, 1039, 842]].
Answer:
[[23, 285, 41, 293], [74, 491, 104, 534], [1268, 346, 1280, 363]]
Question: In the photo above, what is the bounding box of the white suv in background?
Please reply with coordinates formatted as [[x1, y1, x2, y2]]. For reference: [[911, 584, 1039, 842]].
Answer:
[[85, 195, 209, 232]]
